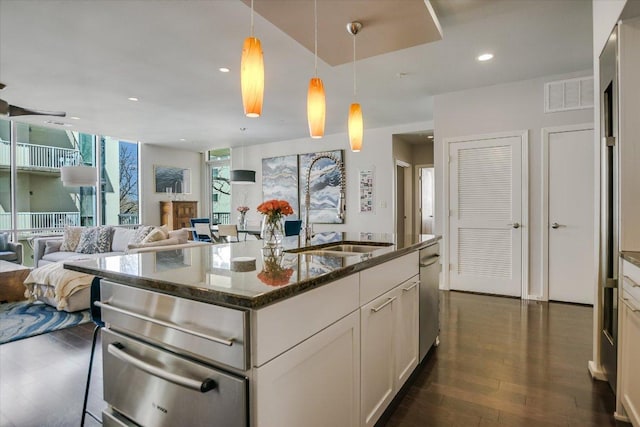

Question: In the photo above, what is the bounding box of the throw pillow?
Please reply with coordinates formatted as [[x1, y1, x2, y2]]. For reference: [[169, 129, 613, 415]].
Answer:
[[142, 226, 169, 244], [59, 227, 84, 252], [44, 240, 63, 255], [130, 226, 153, 245], [0, 232, 8, 251], [168, 228, 189, 244], [76, 226, 115, 254], [111, 227, 136, 252], [128, 237, 179, 250]]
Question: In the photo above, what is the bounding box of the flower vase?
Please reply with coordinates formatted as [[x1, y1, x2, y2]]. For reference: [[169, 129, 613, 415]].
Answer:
[[238, 212, 247, 229], [261, 217, 284, 247]]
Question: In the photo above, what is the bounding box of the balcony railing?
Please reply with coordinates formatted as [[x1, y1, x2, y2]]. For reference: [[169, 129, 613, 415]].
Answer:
[[0, 139, 81, 170], [212, 212, 231, 224], [0, 211, 81, 232], [118, 213, 139, 225]]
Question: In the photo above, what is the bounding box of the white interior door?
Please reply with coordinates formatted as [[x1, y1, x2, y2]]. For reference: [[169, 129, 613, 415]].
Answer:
[[448, 134, 525, 297], [547, 126, 595, 304]]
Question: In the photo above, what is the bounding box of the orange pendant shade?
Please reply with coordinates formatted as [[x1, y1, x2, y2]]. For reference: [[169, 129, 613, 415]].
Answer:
[[307, 77, 326, 138], [348, 103, 363, 152], [241, 37, 264, 118]]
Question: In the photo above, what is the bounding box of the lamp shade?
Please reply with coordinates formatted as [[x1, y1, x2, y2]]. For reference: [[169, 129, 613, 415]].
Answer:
[[230, 169, 256, 184], [241, 37, 264, 118], [307, 77, 326, 138], [348, 103, 363, 152], [60, 166, 97, 187]]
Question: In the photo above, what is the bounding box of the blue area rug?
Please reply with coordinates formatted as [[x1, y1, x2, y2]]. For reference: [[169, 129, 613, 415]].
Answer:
[[0, 301, 90, 344]]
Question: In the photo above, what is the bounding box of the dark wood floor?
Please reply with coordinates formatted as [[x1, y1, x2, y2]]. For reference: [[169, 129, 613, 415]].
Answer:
[[0, 291, 629, 426]]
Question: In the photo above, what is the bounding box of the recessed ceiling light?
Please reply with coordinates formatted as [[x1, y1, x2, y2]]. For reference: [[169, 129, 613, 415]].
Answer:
[[427, 135, 434, 139], [240, 127, 247, 131], [219, 67, 230, 73], [179, 138, 186, 142], [128, 97, 139, 102], [70, 116, 80, 120], [477, 53, 494, 62]]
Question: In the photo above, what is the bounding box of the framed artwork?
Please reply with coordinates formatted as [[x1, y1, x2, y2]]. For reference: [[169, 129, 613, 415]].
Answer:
[[262, 155, 299, 215], [298, 150, 344, 224], [154, 165, 191, 193], [359, 169, 374, 212]]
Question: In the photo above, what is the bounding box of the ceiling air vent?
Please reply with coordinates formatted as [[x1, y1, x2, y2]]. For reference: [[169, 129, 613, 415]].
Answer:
[[544, 76, 594, 113]]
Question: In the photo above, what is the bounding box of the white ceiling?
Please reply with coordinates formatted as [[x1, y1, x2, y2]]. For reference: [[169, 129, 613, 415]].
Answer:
[[0, 0, 593, 153]]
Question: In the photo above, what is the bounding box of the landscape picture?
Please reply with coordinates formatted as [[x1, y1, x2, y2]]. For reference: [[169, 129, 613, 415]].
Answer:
[[154, 165, 191, 193], [262, 155, 299, 215], [298, 150, 344, 224]]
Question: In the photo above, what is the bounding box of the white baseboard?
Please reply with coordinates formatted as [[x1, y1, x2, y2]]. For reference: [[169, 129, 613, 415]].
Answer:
[[588, 360, 607, 381], [614, 411, 630, 423]]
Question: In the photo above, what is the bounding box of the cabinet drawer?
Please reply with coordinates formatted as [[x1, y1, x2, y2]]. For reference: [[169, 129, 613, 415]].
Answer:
[[360, 252, 419, 305], [623, 260, 640, 303], [99, 280, 248, 371], [621, 302, 640, 427]]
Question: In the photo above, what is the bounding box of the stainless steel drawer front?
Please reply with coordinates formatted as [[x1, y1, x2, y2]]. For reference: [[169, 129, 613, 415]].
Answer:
[[102, 409, 137, 427], [103, 329, 247, 427], [100, 280, 248, 370]]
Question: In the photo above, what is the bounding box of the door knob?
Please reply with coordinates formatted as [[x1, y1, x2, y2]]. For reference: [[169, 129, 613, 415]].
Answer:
[[551, 222, 563, 229], [508, 222, 520, 229]]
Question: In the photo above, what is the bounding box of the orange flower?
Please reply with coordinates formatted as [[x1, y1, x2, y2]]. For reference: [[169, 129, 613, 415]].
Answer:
[[257, 199, 294, 220]]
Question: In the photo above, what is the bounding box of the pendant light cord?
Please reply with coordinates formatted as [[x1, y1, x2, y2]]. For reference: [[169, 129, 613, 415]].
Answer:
[[314, 0, 318, 76], [250, 0, 255, 37], [353, 35, 357, 98]]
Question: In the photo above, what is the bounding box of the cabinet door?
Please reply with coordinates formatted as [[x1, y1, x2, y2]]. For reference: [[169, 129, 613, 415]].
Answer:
[[361, 290, 396, 427], [395, 276, 419, 390], [254, 311, 360, 427], [621, 299, 640, 427]]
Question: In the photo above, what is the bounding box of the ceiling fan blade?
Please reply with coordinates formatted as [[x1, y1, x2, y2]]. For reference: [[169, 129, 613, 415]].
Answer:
[[0, 82, 6, 90], [0, 99, 9, 115], [8, 104, 66, 117]]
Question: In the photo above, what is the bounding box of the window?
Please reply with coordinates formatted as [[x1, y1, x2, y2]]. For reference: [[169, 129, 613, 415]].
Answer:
[[208, 149, 231, 224], [100, 137, 140, 225], [0, 119, 11, 232]]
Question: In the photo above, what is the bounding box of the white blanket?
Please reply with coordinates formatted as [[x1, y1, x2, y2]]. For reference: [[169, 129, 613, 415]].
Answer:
[[24, 263, 94, 311]]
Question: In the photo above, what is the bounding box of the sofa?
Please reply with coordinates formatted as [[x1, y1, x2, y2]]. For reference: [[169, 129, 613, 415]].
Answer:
[[0, 232, 23, 264], [27, 225, 210, 312]]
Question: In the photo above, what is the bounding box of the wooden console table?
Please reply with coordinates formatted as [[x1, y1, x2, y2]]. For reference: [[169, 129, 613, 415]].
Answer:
[[160, 201, 198, 230], [0, 261, 31, 303]]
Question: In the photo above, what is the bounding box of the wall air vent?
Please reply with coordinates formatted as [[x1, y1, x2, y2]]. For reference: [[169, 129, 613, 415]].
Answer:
[[544, 76, 594, 113]]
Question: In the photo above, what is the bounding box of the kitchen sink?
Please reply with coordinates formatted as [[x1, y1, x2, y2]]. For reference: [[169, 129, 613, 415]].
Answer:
[[286, 242, 393, 257]]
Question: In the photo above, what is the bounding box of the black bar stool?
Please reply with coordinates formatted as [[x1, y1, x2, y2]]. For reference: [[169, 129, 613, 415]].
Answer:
[[81, 277, 103, 426]]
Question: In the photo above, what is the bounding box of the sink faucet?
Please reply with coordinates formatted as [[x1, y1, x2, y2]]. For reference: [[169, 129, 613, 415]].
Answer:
[[304, 152, 346, 243]]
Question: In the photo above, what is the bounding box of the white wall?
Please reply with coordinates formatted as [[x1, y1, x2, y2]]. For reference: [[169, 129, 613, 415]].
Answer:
[[231, 121, 433, 234], [433, 70, 594, 298], [140, 144, 203, 226]]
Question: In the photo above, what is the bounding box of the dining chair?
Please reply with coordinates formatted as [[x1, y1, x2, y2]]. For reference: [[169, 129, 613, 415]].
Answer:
[[194, 222, 214, 242], [218, 224, 240, 242], [190, 218, 212, 242], [284, 219, 303, 236], [81, 277, 104, 426]]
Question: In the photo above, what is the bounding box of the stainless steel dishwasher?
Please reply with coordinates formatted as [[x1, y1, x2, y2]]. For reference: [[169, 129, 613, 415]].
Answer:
[[419, 241, 440, 361]]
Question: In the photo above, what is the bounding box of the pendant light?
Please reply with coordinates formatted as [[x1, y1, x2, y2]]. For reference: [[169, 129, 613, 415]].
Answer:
[[230, 130, 256, 184], [307, 0, 325, 138], [241, 0, 264, 118], [347, 22, 363, 152]]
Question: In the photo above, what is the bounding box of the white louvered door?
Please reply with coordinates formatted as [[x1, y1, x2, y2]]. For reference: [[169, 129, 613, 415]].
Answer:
[[449, 135, 524, 296]]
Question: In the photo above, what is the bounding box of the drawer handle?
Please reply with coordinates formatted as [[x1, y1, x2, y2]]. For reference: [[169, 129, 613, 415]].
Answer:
[[95, 301, 234, 347], [420, 255, 440, 268], [624, 275, 640, 288], [108, 343, 217, 393], [371, 297, 396, 313], [623, 298, 640, 313], [402, 282, 418, 292]]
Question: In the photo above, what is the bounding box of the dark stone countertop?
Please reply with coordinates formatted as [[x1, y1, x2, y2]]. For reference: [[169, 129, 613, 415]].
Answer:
[[64, 232, 440, 310], [621, 251, 640, 269]]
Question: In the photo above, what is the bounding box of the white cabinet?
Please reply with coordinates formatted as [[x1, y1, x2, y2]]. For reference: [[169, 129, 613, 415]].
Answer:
[[394, 276, 420, 390], [619, 259, 640, 427], [253, 311, 361, 427], [360, 275, 419, 427], [620, 297, 640, 427]]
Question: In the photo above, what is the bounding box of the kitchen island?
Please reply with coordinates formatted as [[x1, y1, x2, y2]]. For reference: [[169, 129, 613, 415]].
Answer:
[[66, 232, 440, 427]]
